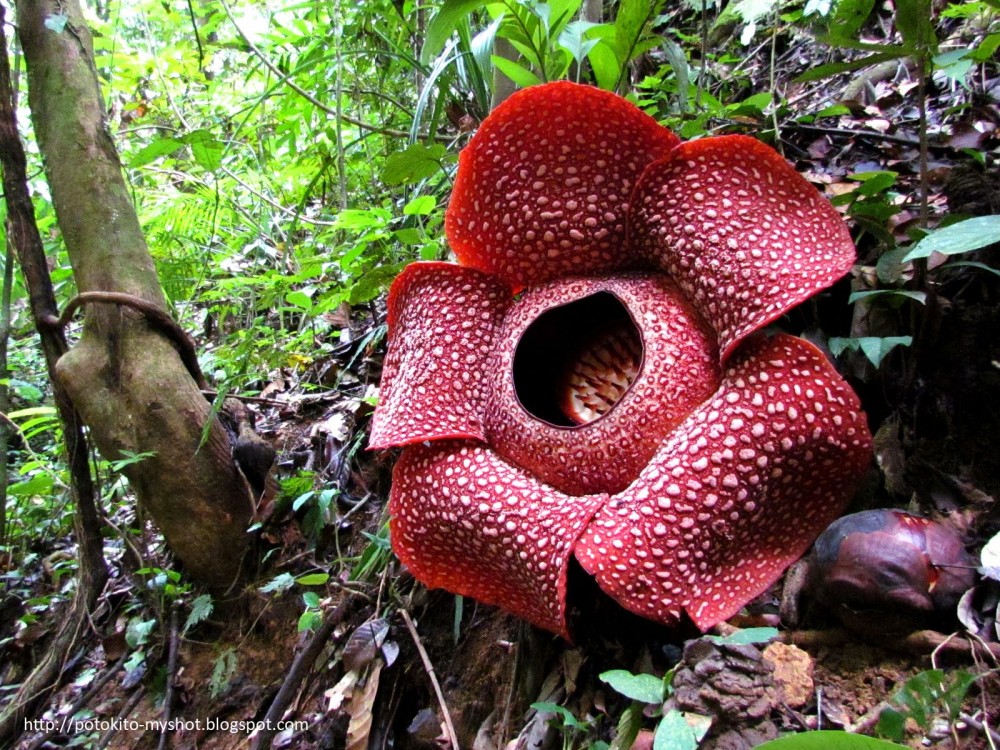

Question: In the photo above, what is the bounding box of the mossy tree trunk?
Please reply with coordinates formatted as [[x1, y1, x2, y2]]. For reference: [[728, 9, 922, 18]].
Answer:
[[15, 0, 253, 588]]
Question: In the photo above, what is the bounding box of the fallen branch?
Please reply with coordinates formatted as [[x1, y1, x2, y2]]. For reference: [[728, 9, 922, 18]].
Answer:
[[95, 688, 144, 750], [156, 607, 181, 750], [401, 609, 460, 750], [250, 594, 362, 750], [777, 627, 1000, 660], [24, 653, 128, 750]]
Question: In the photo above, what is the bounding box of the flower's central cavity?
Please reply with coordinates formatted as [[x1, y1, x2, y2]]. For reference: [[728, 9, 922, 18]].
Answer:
[[512, 292, 642, 427]]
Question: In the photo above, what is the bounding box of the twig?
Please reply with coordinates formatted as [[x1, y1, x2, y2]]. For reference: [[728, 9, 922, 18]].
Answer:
[[157, 607, 181, 750], [400, 609, 460, 750], [199, 390, 288, 407], [846, 700, 892, 734], [778, 628, 1000, 660], [25, 653, 128, 750], [250, 595, 360, 750], [962, 712, 1000, 750], [96, 689, 145, 750], [785, 122, 926, 147]]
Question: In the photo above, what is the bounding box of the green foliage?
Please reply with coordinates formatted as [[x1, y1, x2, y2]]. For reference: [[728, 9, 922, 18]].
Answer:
[[599, 665, 711, 750], [876, 669, 980, 742], [422, 0, 666, 96], [829, 337, 914, 367], [600, 670, 665, 703], [902, 216, 1000, 261], [704, 626, 779, 646], [183, 594, 215, 634], [210, 647, 240, 698], [753, 731, 907, 748], [351, 518, 392, 581]]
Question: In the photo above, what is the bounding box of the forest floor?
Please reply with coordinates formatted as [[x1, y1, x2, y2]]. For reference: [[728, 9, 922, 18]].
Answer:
[[4, 7, 1000, 750]]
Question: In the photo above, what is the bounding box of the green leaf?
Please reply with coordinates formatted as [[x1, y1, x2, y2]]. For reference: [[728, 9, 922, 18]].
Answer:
[[302, 592, 321, 608], [815, 103, 852, 117], [826, 0, 876, 42], [875, 707, 906, 742], [403, 195, 437, 216], [849, 170, 898, 196], [490, 55, 542, 88], [587, 37, 622, 91], [828, 336, 913, 367], [259, 572, 296, 594], [184, 130, 224, 173], [382, 144, 448, 186], [129, 137, 184, 168], [704, 626, 779, 645], [558, 20, 604, 63], [599, 669, 664, 704], [530, 702, 588, 731], [753, 731, 909, 748], [970, 32, 1000, 62], [795, 50, 909, 82], [298, 609, 323, 631], [613, 0, 663, 87], [126, 618, 157, 648], [944, 260, 1000, 278], [902, 216, 1000, 261], [895, 0, 937, 52], [285, 290, 313, 311], [653, 710, 710, 750], [609, 703, 643, 750], [184, 594, 214, 633], [295, 572, 330, 586], [422, 0, 485, 64], [848, 289, 927, 305]]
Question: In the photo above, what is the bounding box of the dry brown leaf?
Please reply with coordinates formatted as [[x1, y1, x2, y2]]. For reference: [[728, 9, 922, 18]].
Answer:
[[345, 663, 382, 750]]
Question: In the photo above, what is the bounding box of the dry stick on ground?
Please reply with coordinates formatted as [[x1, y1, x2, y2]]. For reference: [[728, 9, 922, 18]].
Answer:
[[776, 627, 1000, 660], [400, 610, 460, 750], [95, 689, 145, 750], [23, 654, 129, 750], [156, 607, 182, 750], [0, 8, 108, 742], [250, 595, 362, 750]]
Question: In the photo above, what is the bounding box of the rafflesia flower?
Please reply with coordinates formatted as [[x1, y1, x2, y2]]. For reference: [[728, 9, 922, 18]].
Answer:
[[370, 82, 872, 639]]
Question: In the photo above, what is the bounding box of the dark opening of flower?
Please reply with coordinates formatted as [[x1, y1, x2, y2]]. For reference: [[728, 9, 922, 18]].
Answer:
[[370, 82, 872, 639], [513, 291, 642, 426]]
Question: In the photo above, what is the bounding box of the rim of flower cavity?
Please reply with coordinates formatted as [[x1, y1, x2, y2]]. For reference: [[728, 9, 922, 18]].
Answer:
[[513, 292, 643, 427]]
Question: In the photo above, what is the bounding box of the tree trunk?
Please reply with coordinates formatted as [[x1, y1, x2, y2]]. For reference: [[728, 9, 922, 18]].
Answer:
[[491, 36, 518, 111], [15, 0, 253, 588]]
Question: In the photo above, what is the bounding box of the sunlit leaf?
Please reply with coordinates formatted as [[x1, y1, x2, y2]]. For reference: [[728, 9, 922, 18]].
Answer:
[[423, 0, 487, 63], [902, 216, 1000, 261], [382, 144, 448, 186], [754, 731, 908, 748], [704, 626, 779, 645], [599, 669, 664, 704], [129, 137, 184, 168], [491, 55, 542, 88]]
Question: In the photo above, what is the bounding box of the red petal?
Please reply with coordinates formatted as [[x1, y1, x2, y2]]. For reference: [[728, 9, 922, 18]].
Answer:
[[369, 262, 512, 450], [390, 441, 607, 638], [629, 136, 856, 359], [575, 333, 871, 630], [484, 274, 720, 496], [446, 82, 679, 289]]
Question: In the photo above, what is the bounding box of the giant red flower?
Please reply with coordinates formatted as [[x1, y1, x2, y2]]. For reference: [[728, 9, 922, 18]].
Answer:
[[370, 82, 871, 639]]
